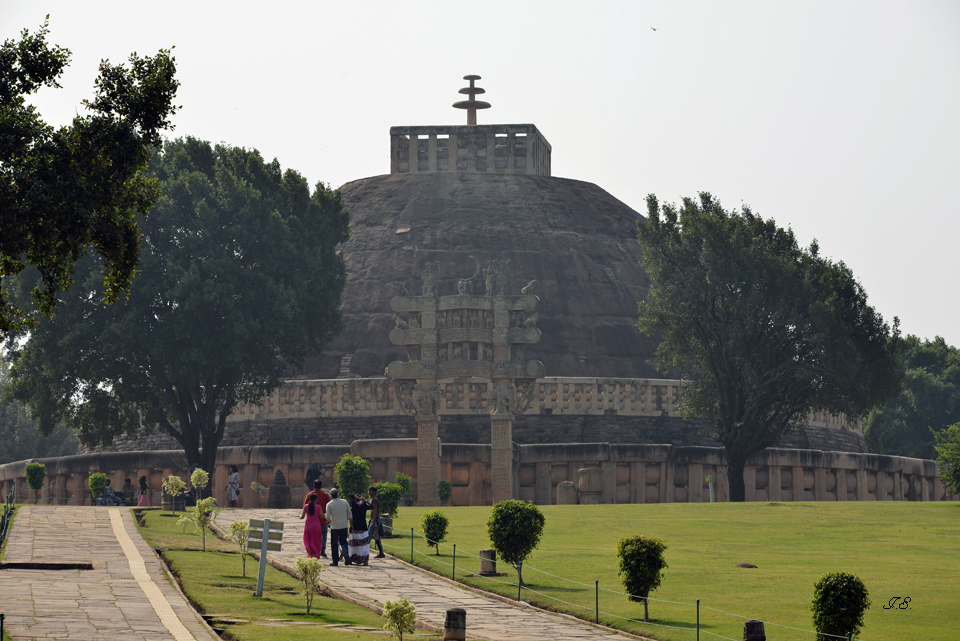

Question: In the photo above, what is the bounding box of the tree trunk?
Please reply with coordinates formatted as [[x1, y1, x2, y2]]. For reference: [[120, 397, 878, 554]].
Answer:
[[727, 454, 747, 502], [642, 590, 649, 622], [517, 561, 525, 586]]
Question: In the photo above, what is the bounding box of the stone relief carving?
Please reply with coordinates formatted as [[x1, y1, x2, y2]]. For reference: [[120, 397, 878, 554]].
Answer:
[[491, 259, 511, 296], [421, 261, 439, 297], [394, 313, 409, 329], [412, 383, 442, 415], [437, 310, 447, 328], [457, 255, 480, 295], [513, 311, 524, 328], [393, 380, 418, 416], [483, 266, 495, 296], [409, 312, 420, 329], [521, 280, 537, 295], [407, 344, 421, 361], [523, 312, 539, 328], [394, 281, 408, 296], [488, 382, 516, 414], [513, 379, 536, 415]]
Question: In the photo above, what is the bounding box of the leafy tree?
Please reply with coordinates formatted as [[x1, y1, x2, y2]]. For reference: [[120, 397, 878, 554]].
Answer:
[[933, 422, 960, 495], [162, 475, 186, 514], [190, 468, 210, 496], [373, 481, 402, 518], [177, 497, 217, 551], [294, 557, 324, 614], [250, 482, 267, 508], [436, 480, 452, 506], [24, 461, 45, 503], [335, 454, 372, 500], [0, 17, 179, 338], [617, 535, 668, 622], [865, 335, 960, 459], [486, 500, 546, 586], [637, 193, 903, 501], [0, 357, 78, 465], [3, 138, 350, 473], [420, 509, 449, 555], [383, 598, 417, 641], [811, 572, 870, 641], [229, 519, 250, 578], [88, 472, 107, 500]]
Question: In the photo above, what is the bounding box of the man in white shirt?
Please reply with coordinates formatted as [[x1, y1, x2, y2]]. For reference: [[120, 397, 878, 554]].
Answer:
[[324, 488, 351, 566]]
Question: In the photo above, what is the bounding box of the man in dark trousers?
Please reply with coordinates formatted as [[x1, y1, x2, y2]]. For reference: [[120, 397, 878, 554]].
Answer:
[[303, 480, 331, 557], [324, 488, 351, 566], [367, 486, 385, 558]]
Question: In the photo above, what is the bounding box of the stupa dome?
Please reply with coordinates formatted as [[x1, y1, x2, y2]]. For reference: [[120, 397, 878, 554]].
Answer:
[[309, 170, 661, 380]]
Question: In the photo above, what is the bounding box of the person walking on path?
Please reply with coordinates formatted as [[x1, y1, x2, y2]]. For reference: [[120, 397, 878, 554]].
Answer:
[[120, 478, 137, 506], [367, 486, 385, 558], [348, 493, 371, 566], [226, 465, 241, 508], [325, 488, 351, 566], [303, 480, 331, 557], [299, 493, 324, 558], [136, 476, 151, 506]]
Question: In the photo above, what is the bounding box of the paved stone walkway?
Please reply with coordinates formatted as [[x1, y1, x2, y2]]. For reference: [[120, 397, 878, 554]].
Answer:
[[0, 506, 218, 641], [217, 508, 640, 641]]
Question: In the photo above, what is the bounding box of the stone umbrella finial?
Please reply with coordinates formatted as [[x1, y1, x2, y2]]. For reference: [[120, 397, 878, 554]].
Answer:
[[453, 74, 491, 125]]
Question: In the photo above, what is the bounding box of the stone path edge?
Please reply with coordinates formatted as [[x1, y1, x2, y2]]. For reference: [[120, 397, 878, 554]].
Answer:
[[123, 508, 223, 640], [206, 520, 447, 638], [209, 521, 652, 641]]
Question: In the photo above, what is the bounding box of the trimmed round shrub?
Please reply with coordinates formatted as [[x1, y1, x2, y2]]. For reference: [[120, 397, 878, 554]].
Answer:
[[394, 472, 412, 497], [420, 509, 449, 555], [436, 480, 452, 506], [88, 473, 108, 499], [617, 535, 668, 622], [811, 571, 870, 641], [486, 499, 545, 585], [374, 482, 402, 518], [334, 453, 372, 500], [25, 462, 46, 492]]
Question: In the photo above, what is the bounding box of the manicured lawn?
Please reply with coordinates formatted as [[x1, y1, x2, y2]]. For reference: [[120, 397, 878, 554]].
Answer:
[[390, 501, 959, 641], [0, 504, 15, 563], [136, 508, 438, 640]]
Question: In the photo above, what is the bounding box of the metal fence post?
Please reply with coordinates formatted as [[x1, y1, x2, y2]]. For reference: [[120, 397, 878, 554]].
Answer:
[[697, 599, 700, 640], [411, 527, 414, 562], [595, 580, 599, 623], [452, 544, 456, 580]]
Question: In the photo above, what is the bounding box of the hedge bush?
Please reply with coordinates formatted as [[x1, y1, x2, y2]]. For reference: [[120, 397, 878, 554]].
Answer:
[[334, 454, 371, 500]]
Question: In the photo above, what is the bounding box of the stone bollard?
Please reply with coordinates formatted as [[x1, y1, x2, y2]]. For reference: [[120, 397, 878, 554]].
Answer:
[[268, 469, 290, 509], [479, 549, 497, 575], [556, 480, 579, 504], [443, 608, 466, 641], [578, 468, 604, 504], [743, 619, 766, 640], [381, 515, 394, 538]]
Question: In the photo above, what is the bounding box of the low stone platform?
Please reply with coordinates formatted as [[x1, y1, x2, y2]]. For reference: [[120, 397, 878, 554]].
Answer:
[[0, 506, 218, 641]]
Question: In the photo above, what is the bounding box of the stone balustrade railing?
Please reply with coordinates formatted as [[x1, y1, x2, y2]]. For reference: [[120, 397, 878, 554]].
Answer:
[[4, 440, 948, 509], [226, 377, 862, 434]]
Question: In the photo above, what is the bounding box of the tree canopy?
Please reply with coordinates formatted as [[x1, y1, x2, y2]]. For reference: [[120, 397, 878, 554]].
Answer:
[[864, 335, 960, 459], [637, 193, 903, 501], [0, 18, 179, 338], [3, 137, 350, 471], [0, 356, 78, 465]]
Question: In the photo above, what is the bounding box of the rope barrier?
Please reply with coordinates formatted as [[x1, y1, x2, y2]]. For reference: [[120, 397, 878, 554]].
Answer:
[[392, 525, 859, 640]]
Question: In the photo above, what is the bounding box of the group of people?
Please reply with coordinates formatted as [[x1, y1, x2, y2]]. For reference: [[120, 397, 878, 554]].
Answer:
[[299, 481, 386, 566], [98, 477, 152, 506]]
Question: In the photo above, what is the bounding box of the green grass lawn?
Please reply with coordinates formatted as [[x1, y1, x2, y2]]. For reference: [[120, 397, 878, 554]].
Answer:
[[136, 508, 438, 640], [389, 502, 959, 641]]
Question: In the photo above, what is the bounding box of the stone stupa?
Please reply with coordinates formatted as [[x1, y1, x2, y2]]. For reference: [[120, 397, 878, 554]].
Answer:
[[308, 76, 660, 381]]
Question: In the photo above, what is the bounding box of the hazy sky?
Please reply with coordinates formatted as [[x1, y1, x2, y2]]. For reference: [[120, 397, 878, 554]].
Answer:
[[5, 1, 959, 345]]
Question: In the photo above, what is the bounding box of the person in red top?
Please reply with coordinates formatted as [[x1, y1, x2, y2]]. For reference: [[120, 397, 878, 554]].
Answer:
[[303, 480, 331, 558]]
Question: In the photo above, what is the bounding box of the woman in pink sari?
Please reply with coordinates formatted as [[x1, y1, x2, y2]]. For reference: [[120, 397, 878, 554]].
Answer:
[[299, 493, 323, 558]]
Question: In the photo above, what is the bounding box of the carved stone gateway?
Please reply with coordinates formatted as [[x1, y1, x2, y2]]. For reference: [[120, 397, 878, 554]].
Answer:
[[386, 258, 544, 505]]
